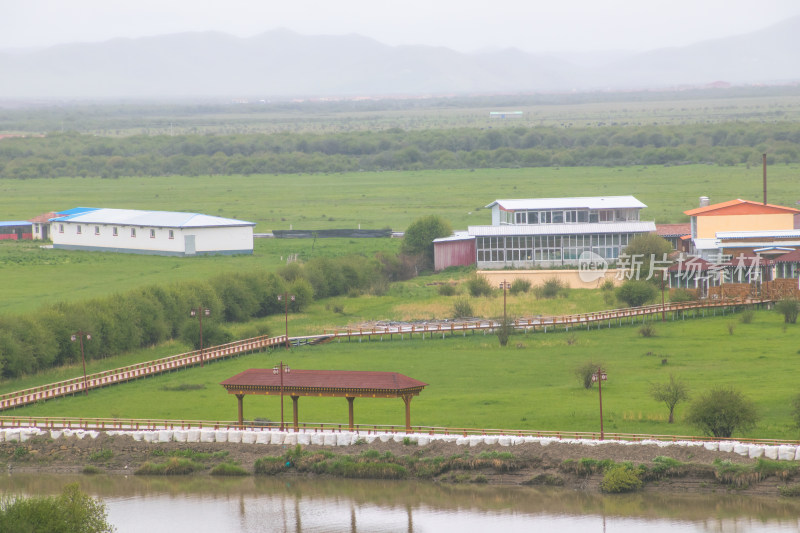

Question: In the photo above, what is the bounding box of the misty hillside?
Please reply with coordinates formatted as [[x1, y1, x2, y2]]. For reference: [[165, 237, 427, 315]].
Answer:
[[0, 16, 798, 100]]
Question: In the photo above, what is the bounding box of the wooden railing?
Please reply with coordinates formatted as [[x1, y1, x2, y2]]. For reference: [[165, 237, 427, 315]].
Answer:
[[0, 335, 286, 411]]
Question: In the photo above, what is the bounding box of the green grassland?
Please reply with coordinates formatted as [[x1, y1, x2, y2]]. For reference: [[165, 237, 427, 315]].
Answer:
[[1, 164, 798, 315], [8, 308, 800, 440]]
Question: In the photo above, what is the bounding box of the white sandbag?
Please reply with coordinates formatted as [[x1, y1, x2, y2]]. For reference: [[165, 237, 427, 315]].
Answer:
[[455, 437, 468, 446], [241, 432, 256, 444], [364, 435, 378, 444], [227, 431, 242, 443], [284, 433, 298, 446], [50, 430, 63, 440], [497, 437, 511, 447], [733, 444, 749, 456], [172, 430, 187, 442], [778, 446, 796, 461], [19, 429, 35, 442], [748, 445, 765, 459], [440, 436, 459, 443], [158, 430, 173, 443], [200, 429, 215, 443], [795, 448, 800, 461], [86, 430, 99, 439], [255, 432, 271, 444], [417, 436, 430, 446], [5, 430, 20, 442], [337, 433, 352, 446], [323, 433, 338, 446], [142, 431, 157, 443], [132, 431, 145, 442], [703, 442, 719, 451], [764, 446, 779, 460], [270, 432, 285, 445], [718, 442, 735, 453], [512, 437, 526, 446], [214, 431, 228, 443], [311, 433, 325, 446], [296, 433, 311, 446], [483, 437, 498, 445], [392, 434, 406, 443], [186, 429, 200, 443], [379, 434, 393, 443], [73, 430, 88, 440]]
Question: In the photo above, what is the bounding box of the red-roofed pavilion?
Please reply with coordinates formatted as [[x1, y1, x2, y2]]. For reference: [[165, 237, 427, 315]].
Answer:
[[220, 369, 427, 432]]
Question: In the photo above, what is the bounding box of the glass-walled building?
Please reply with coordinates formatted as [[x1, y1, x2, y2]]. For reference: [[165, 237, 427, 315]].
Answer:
[[471, 196, 655, 268]]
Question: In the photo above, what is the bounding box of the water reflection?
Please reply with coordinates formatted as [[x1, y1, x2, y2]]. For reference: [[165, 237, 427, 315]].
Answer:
[[1, 474, 799, 532]]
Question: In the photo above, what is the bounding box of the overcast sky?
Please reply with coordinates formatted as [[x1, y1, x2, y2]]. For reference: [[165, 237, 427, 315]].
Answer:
[[3, 0, 799, 53]]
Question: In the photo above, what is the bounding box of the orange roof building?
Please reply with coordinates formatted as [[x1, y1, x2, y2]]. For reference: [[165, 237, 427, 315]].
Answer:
[[685, 199, 800, 240]]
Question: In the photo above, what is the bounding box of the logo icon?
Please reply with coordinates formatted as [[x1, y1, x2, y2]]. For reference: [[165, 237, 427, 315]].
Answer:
[[578, 251, 608, 283]]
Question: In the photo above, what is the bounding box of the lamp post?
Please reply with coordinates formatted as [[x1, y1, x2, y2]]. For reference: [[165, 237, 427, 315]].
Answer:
[[591, 367, 608, 440], [661, 271, 666, 322], [190, 307, 211, 367], [499, 280, 510, 324], [71, 331, 91, 396], [278, 293, 295, 350], [273, 361, 290, 431]]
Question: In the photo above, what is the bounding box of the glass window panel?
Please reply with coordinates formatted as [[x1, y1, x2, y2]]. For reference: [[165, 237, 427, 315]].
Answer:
[[552, 211, 564, 223]]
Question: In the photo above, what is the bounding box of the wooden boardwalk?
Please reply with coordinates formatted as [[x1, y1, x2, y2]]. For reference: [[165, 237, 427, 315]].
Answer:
[[0, 334, 286, 411], [0, 297, 769, 411]]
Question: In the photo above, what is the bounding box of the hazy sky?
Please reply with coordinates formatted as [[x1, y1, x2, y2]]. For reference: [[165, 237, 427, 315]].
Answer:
[[3, 0, 799, 53]]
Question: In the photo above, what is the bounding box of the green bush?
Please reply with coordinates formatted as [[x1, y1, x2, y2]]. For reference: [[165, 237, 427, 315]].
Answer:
[[0, 483, 114, 533], [438, 284, 457, 296], [600, 464, 643, 493], [779, 483, 800, 497], [452, 298, 474, 318], [740, 309, 755, 324], [534, 277, 567, 299], [509, 278, 531, 295], [210, 462, 249, 476], [775, 298, 799, 324], [686, 387, 759, 438], [574, 361, 603, 389], [616, 280, 657, 307], [669, 288, 695, 303], [465, 275, 493, 297], [496, 317, 514, 347], [135, 457, 203, 475], [638, 322, 656, 337]]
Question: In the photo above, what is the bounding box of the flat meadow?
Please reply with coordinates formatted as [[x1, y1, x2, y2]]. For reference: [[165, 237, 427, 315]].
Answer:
[[8, 308, 800, 440]]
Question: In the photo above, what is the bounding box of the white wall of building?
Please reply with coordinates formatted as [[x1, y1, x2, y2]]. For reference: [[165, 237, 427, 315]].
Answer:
[[52, 221, 253, 256]]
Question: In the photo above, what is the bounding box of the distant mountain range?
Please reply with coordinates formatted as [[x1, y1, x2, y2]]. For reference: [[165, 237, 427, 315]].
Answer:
[[1, 16, 798, 100]]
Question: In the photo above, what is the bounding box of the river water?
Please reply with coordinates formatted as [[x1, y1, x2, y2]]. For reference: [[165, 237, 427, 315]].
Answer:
[[1, 474, 800, 532]]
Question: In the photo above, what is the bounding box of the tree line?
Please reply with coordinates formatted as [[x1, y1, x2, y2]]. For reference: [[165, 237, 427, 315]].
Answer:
[[1, 122, 799, 179], [0, 251, 412, 379]]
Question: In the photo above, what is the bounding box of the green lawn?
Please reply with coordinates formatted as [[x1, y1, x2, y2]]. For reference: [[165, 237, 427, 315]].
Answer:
[[8, 308, 800, 441]]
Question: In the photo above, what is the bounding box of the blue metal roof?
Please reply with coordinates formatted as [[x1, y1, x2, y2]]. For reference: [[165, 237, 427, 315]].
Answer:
[[0, 221, 33, 227], [51, 208, 254, 228]]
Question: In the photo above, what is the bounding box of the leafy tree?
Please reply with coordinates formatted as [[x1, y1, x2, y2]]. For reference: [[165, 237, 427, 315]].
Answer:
[[400, 215, 452, 270], [649, 374, 689, 423], [685, 387, 759, 438], [496, 316, 514, 347], [615, 280, 657, 307], [621, 234, 673, 282]]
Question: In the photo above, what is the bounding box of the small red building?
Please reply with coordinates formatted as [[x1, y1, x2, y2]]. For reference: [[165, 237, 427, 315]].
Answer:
[[433, 234, 476, 271]]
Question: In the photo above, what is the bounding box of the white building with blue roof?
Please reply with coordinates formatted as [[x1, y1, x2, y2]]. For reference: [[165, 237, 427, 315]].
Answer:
[[50, 208, 255, 256]]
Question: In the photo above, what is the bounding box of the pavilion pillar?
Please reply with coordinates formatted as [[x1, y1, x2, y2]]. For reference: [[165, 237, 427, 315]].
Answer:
[[402, 394, 412, 433], [235, 394, 244, 427], [291, 395, 299, 431], [347, 397, 355, 430]]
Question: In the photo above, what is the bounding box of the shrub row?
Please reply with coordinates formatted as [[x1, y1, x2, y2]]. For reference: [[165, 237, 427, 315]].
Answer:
[[0, 251, 404, 379]]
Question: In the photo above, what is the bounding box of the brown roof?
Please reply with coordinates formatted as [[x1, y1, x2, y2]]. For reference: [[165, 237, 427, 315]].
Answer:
[[28, 212, 58, 223], [221, 369, 427, 394], [656, 223, 691, 237], [774, 249, 800, 263]]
